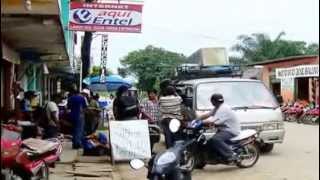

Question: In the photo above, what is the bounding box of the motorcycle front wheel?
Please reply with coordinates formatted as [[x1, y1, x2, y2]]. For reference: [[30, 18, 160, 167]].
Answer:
[[237, 143, 260, 168], [167, 171, 192, 180], [150, 175, 161, 180]]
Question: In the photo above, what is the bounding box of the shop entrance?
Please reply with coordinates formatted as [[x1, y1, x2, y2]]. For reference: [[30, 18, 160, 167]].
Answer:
[[296, 77, 309, 101], [272, 82, 281, 96]]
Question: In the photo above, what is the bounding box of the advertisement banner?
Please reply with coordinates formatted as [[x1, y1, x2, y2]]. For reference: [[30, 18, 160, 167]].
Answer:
[[276, 65, 319, 79], [69, 2, 143, 33], [109, 120, 151, 161]]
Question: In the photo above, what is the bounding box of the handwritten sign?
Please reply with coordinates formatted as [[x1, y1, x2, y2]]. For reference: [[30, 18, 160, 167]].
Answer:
[[109, 120, 151, 161]]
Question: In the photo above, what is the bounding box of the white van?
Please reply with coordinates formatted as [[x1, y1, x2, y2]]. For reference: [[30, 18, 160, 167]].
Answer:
[[175, 78, 285, 153]]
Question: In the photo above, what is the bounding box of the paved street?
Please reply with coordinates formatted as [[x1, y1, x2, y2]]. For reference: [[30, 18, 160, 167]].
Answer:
[[116, 122, 319, 180]]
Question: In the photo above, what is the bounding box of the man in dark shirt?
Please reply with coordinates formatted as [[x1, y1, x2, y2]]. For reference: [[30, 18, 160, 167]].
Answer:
[[68, 89, 88, 149]]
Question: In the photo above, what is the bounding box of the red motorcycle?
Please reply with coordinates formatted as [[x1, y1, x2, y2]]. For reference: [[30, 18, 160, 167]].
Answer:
[[1, 124, 63, 180], [300, 107, 320, 125], [284, 104, 305, 122]]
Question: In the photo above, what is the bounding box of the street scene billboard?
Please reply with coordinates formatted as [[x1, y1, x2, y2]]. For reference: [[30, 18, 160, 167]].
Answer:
[[69, 2, 143, 33]]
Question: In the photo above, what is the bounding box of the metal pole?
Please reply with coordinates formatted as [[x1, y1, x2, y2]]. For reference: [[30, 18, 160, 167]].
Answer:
[[80, 61, 83, 92]]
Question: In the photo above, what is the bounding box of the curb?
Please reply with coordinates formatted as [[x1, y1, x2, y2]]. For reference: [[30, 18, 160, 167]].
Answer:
[[112, 166, 123, 180]]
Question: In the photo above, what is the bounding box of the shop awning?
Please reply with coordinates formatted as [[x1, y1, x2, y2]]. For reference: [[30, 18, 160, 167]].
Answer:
[[1, 0, 72, 73], [2, 42, 20, 64]]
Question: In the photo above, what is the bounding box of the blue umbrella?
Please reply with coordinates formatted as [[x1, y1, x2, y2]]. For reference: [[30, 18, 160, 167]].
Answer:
[[83, 75, 132, 91]]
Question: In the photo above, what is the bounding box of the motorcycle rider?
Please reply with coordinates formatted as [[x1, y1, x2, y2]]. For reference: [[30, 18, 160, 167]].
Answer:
[[192, 93, 241, 162]]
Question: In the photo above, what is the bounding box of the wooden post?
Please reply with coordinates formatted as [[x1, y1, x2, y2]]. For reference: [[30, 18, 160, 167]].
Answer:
[[108, 119, 115, 166]]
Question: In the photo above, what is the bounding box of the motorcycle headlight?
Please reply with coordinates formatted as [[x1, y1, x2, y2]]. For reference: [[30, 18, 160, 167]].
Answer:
[[26, 151, 33, 157], [263, 123, 277, 130], [156, 152, 176, 165]]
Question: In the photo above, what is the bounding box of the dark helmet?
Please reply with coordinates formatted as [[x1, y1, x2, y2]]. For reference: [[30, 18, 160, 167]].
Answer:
[[116, 85, 129, 97], [211, 93, 224, 103]]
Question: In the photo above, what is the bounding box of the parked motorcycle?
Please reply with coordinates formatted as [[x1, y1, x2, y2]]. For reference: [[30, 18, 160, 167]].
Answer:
[[284, 105, 304, 122], [300, 107, 319, 125], [1, 124, 63, 180], [130, 119, 259, 180]]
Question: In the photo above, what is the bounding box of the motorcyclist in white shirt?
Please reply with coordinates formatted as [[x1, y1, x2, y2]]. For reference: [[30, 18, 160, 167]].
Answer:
[[192, 93, 241, 162]]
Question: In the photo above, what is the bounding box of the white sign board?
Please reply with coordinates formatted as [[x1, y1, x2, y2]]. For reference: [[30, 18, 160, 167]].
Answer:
[[109, 120, 151, 161], [276, 65, 319, 79]]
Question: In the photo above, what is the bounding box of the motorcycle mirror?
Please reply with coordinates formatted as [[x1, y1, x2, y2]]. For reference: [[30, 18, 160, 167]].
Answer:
[[169, 119, 181, 133], [130, 159, 145, 170]]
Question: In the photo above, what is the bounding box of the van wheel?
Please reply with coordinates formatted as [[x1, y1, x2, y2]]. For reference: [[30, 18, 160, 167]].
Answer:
[[260, 143, 274, 153]]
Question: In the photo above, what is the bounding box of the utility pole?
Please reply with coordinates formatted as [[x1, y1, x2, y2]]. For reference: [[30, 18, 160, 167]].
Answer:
[[79, 61, 83, 91], [100, 35, 108, 83], [80, 0, 94, 86]]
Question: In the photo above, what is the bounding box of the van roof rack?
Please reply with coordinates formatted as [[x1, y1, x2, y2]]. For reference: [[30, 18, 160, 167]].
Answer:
[[175, 64, 243, 80]]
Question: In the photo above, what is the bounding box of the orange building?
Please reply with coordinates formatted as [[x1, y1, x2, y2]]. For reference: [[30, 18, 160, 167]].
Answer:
[[249, 55, 319, 105]]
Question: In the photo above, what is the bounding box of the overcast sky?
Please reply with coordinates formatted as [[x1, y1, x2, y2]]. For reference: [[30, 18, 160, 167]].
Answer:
[[89, 0, 319, 72]]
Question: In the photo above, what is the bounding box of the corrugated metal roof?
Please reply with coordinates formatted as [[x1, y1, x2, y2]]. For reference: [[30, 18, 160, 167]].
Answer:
[[248, 55, 319, 66], [177, 77, 260, 85]]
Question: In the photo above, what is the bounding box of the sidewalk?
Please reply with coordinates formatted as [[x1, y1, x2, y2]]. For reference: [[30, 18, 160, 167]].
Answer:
[[51, 139, 121, 180]]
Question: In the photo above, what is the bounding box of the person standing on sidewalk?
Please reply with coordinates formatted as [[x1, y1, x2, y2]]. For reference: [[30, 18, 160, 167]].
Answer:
[[43, 94, 61, 139], [68, 88, 88, 149], [87, 93, 102, 134], [159, 86, 183, 148], [140, 89, 161, 123]]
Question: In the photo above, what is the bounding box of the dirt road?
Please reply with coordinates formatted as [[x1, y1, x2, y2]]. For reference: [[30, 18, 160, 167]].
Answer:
[[116, 122, 319, 180]]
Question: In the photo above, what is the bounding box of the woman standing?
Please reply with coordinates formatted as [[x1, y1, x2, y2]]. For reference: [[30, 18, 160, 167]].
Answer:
[[159, 86, 183, 148]]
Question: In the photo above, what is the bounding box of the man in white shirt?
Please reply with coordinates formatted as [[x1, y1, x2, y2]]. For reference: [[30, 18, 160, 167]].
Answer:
[[194, 93, 240, 162], [43, 94, 61, 139]]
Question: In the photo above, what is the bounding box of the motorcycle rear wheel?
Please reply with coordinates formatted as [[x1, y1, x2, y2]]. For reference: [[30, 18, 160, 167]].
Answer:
[[37, 162, 49, 180], [237, 143, 260, 168], [23, 161, 49, 180]]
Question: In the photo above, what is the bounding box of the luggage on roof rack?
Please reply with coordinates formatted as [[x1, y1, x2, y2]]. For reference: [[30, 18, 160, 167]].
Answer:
[[175, 64, 242, 80]]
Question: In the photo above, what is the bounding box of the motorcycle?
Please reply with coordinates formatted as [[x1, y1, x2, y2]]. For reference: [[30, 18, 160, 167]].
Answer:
[[1, 124, 63, 180], [148, 122, 161, 153], [181, 120, 260, 170], [140, 111, 162, 153], [284, 105, 304, 122], [130, 119, 259, 180], [130, 120, 192, 180], [300, 107, 319, 125]]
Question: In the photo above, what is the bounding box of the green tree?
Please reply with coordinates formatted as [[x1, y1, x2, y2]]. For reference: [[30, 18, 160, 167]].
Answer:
[[305, 43, 319, 55], [232, 32, 319, 63], [121, 45, 187, 91], [117, 67, 129, 78]]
